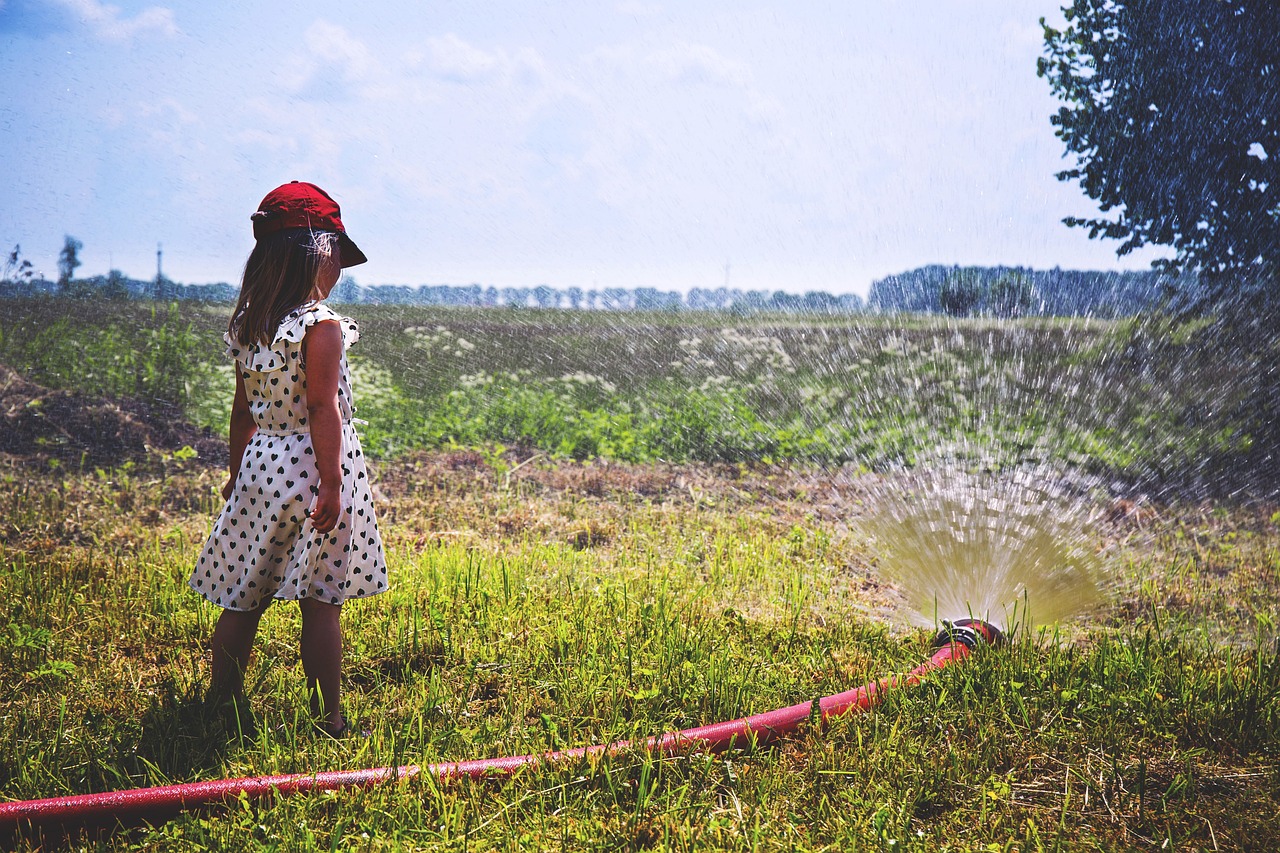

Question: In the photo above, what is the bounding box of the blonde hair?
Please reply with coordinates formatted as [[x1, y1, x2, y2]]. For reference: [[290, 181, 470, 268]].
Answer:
[[228, 230, 339, 347]]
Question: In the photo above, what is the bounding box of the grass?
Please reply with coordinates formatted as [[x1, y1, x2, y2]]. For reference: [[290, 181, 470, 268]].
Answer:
[[2, 300, 1280, 849], [2, 299, 1274, 490], [2, 453, 1279, 850]]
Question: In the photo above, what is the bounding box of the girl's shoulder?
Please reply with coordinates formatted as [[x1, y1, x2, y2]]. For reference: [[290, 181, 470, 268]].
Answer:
[[276, 302, 360, 347], [225, 302, 360, 370]]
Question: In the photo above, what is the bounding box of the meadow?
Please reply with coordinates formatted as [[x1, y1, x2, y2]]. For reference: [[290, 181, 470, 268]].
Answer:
[[0, 299, 1268, 485], [1, 298, 1279, 851]]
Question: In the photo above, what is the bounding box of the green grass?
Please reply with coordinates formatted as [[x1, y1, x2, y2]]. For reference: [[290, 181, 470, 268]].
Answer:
[[2, 300, 1280, 849], [2, 457, 1279, 850], [1, 299, 1272, 488]]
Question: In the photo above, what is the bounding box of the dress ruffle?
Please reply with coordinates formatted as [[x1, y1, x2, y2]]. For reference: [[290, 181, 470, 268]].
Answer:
[[223, 302, 360, 372]]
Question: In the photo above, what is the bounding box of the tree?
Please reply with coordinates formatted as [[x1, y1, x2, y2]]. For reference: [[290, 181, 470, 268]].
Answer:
[[332, 275, 361, 304], [989, 272, 1035, 318], [533, 284, 557, 308], [939, 269, 984, 317], [1039, 1, 1280, 300], [57, 235, 83, 287], [1043, 2, 1280, 490]]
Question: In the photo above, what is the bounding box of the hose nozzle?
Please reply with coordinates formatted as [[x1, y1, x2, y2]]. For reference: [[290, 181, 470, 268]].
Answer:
[[932, 618, 1003, 650]]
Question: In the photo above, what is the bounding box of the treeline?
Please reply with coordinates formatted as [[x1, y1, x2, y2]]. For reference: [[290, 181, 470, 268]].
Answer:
[[2, 271, 875, 313], [330, 281, 869, 313], [2, 256, 1196, 317], [867, 264, 1199, 317]]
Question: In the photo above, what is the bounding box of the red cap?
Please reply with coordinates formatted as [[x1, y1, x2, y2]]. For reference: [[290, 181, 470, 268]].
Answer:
[[251, 181, 367, 267]]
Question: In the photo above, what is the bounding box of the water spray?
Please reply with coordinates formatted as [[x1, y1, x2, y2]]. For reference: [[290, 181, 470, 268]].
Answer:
[[0, 619, 1002, 841]]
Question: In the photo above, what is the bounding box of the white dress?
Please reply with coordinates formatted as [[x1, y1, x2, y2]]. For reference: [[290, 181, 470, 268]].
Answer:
[[190, 302, 387, 610]]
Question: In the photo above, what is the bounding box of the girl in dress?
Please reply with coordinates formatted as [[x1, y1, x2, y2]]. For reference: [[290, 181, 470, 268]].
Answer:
[[191, 181, 387, 737]]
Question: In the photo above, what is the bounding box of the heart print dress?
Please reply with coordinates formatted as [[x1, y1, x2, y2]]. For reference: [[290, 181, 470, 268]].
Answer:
[[191, 302, 387, 610]]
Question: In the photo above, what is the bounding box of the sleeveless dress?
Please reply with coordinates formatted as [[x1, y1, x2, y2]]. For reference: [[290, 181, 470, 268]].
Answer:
[[190, 302, 388, 611]]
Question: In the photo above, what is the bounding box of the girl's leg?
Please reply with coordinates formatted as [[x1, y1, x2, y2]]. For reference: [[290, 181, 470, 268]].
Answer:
[[208, 602, 271, 706], [299, 598, 345, 733]]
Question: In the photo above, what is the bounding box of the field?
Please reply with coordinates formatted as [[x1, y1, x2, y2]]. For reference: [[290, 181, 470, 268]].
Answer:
[[2, 299, 1279, 851]]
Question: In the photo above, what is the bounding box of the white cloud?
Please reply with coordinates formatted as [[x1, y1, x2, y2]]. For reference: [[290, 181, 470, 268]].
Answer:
[[275, 20, 386, 99], [134, 96, 199, 147], [645, 42, 751, 87], [51, 0, 178, 41], [304, 20, 379, 82], [427, 33, 502, 82], [423, 33, 551, 91]]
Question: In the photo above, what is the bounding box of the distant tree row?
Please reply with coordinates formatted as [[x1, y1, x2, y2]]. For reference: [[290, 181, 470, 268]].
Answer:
[[332, 281, 865, 313], [867, 264, 1198, 318], [3, 242, 1201, 317], [0, 240, 236, 301]]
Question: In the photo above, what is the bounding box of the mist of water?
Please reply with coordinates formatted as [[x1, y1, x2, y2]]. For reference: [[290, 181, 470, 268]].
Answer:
[[856, 462, 1105, 633]]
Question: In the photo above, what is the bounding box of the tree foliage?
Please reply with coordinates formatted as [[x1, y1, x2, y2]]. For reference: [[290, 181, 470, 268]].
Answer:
[[867, 264, 1182, 316], [939, 269, 985, 317], [1039, 1, 1280, 297], [57, 235, 83, 286]]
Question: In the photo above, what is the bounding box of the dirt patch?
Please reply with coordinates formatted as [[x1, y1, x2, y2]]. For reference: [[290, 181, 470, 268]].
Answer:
[[0, 365, 227, 469], [373, 448, 888, 519]]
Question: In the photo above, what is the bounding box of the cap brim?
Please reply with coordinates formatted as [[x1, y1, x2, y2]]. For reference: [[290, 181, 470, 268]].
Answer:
[[337, 233, 367, 268]]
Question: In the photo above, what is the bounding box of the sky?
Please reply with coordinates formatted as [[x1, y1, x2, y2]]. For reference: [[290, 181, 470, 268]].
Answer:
[[0, 0, 1171, 296]]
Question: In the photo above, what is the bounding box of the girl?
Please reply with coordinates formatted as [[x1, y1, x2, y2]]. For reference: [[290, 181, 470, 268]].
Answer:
[[191, 181, 387, 737]]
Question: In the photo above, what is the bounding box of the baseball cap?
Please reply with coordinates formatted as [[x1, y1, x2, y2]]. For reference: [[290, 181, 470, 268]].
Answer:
[[250, 181, 368, 267]]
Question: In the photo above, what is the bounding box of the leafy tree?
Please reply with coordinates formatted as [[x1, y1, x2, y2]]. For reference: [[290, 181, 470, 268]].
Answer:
[[989, 272, 1034, 318], [939, 269, 984, 316], [1042, 1, 1280, 484], [57, 235, 83, 287], [1039, 1, 1279, 300], [332, 275, 361, 304], [533, 284, 557, 308]]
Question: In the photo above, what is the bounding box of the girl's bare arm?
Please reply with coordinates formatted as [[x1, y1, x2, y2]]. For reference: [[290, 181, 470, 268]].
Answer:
[[222, 370, 256, 500], [302, 319, 344, 534]]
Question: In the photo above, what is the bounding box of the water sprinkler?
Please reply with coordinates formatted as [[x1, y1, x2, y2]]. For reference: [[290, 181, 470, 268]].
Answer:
[[0, 618, 1002, 841], [932, 618, 1004, 651]]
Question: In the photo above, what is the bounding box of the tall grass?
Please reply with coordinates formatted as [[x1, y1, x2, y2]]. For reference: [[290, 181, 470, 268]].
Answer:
[[2, 461, 1279, 849], [3, 300, 1268, 495], [0, 300, 222, 415]]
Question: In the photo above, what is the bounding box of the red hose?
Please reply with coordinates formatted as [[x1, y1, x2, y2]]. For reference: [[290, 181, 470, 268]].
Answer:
[[1, 624, 995, 838]]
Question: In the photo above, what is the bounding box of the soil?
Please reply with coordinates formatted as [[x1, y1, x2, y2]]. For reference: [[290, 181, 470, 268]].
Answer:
[[0, 365, 228, 470]]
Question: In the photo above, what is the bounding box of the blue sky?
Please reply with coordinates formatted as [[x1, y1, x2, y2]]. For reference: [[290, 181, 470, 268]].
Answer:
[[0, 0, 1169, 295]]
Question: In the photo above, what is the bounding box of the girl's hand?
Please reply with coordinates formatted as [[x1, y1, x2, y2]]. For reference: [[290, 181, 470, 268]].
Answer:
[[221, 478, 236, 501], [307, 480, 342, 534]]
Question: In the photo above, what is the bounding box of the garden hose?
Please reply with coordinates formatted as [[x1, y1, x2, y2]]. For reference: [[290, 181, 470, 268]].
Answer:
[[0, 619, 1002, 839]]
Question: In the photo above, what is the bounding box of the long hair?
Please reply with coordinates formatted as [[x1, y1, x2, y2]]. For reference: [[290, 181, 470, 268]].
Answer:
[[228, 229, 339, 347]]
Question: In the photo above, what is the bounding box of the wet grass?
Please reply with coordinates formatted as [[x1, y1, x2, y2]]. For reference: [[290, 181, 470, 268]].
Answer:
[[2, 299, 1273, 495], [3, 301, 1279, 848], [2, 456, 1279, 850]]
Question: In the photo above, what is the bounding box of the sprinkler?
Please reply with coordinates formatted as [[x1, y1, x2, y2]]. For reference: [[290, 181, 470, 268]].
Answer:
[[932, 617, 1004, 651], [0, 619, 1002, 841]]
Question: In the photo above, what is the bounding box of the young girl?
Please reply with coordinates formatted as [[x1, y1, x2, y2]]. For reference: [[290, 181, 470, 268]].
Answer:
[[191, 181, 387, 737]]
